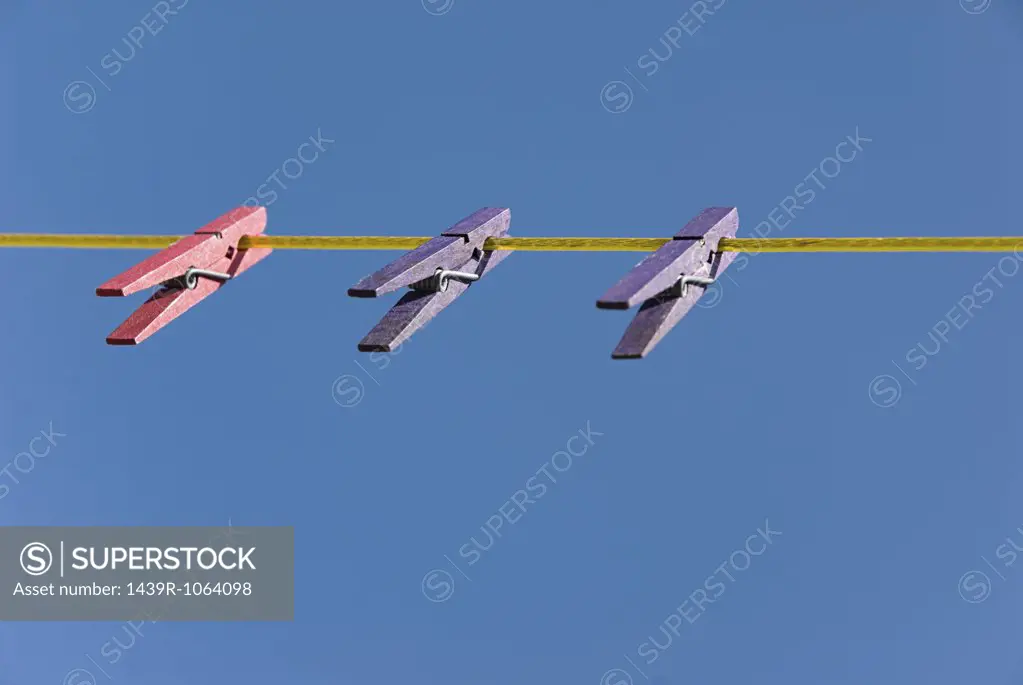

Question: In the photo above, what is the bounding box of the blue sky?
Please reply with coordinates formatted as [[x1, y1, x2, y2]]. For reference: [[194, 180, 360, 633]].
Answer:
[[1, 1, 1022, 684]]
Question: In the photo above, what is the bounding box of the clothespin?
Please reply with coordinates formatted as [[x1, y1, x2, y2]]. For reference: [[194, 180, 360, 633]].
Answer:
[[348, 207, 512, 351], [596, 206, 738, 359], [96, 206, 272, 345]]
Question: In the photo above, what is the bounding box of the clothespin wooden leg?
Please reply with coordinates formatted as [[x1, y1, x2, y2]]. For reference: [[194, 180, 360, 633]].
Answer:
[[611, 249, 735, 358], [358, 249, 512, 352]]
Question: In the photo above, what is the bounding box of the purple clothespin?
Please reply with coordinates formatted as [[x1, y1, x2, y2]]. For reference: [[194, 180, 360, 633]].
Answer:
[[596, 207, 738, 359], [348, 207, 512, 351]]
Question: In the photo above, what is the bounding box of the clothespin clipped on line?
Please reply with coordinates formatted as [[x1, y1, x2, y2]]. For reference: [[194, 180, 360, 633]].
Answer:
[[597, 207, 737, 359], [96, 206, 271, 345], [347, 207, 512, 352]]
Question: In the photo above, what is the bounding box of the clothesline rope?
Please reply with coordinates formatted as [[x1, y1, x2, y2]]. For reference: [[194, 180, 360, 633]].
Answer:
[[1, 234, 1022, 253]]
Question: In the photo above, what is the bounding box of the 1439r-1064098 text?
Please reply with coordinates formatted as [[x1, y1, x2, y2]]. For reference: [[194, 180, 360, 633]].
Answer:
[[127, 581, 252, 596]]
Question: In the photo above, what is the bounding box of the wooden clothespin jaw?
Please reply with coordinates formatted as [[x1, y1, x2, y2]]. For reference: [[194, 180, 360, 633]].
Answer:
[[596, 207, 738, 359], [347, 207, 512, 351], [95, 206, 272, 345]]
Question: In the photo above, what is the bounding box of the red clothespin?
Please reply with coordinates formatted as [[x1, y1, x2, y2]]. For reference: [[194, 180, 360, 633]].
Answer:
[[96, 206, 272, 345]]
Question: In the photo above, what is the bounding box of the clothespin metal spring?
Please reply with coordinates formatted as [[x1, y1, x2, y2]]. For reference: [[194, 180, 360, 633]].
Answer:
[[675, 274, 715, 298], [408, 267, 481, 293], [162, 267, 233, 291]]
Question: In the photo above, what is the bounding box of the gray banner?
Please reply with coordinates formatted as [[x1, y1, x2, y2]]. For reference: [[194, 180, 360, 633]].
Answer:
[[0, 526, 293, 621]]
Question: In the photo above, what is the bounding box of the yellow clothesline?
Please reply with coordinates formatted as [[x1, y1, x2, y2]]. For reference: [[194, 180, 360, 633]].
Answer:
[[0, 234, 1022, 253]]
